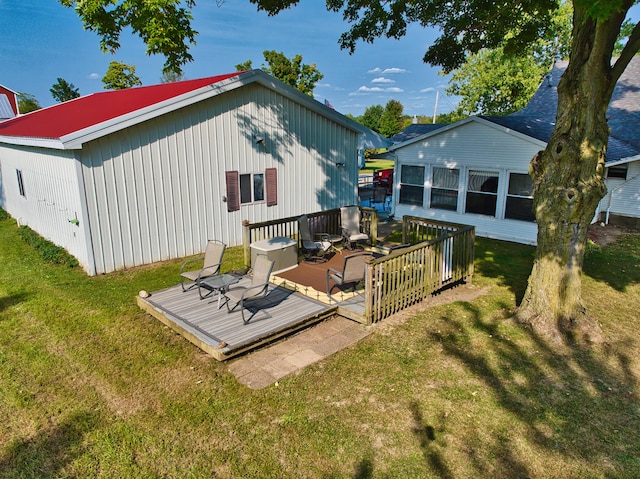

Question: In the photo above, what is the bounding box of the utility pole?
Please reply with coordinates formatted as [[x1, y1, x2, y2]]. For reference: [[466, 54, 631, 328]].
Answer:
[[432, 90, 439, 124]]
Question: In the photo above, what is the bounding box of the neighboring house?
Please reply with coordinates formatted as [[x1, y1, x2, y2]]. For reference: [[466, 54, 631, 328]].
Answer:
[[389, 57, 640, 245], [0, 84, 19, 121], [0, 70, 365, 275]]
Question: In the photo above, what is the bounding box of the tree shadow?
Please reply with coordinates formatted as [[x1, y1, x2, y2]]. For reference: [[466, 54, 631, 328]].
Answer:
[[408, 300, 640, 476], [0, 411, 100, 478], [0, 292, 30, 315], [583, 235, 640, 292], [473, 237, 534, 304]]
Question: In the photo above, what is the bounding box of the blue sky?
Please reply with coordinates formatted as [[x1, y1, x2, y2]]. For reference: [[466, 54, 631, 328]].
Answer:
[[0, 0, 458, 117], [1, 2, 638, 118]]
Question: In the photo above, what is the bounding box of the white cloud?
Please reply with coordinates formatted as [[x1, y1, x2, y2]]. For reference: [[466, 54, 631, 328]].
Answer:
[[349, 85, 405, 96], [386, 87, 404, 93], [420, 87, 435, 93], [88, 73, 100, 80], [372, 77, 395, 84], [367, 67, 408, 75]]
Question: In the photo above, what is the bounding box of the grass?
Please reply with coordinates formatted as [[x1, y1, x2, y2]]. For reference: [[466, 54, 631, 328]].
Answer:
[[1, 212, 639, 478], [360, 159, 394, 173]]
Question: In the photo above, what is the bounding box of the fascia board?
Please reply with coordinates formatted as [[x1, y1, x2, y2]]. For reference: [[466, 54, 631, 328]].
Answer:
[[0, 135, 65, 149]]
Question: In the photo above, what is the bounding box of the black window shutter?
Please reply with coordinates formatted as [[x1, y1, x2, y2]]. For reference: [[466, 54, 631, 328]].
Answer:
[[225, 171, 240, 212], [265, 168, 277, 206]]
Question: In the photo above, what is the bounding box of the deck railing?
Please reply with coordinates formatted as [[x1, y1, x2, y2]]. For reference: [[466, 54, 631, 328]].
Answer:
[[242, 207, 378, 268], [363, 216, 475, 324]]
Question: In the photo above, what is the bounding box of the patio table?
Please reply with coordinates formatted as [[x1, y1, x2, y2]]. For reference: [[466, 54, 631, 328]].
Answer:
[[199, 273, 240, 307]]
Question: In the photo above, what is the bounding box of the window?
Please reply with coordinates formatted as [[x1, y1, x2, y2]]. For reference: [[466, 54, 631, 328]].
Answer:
[[399, 165, 425, 206], [16, 169, 25, 197], [505, 173, 535, 222], [431, 167, 459, 211], [465, 170, 498, 216], [225, 169, 277, 212], [607, 165, 628, 179]]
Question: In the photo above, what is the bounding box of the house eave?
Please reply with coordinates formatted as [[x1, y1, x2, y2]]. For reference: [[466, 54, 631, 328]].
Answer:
[[0, 135, 66, 150]]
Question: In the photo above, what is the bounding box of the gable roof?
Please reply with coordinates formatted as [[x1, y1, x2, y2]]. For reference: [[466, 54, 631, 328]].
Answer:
[[390, 123, 448, 143], [485, 57, 640, 163], [0, 70, 364, 150], [389, 115, 547, 152]]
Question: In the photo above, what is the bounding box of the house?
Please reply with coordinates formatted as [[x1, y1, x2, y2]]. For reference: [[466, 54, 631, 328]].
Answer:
[[389, 57, 640, 245], [0, 84, 19, 121], [0, 70, 366, 275]]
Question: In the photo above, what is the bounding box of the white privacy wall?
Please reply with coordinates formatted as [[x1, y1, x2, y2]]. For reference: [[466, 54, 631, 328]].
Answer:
[[0, 144, 93, 270], [79, 83, 359, 274]]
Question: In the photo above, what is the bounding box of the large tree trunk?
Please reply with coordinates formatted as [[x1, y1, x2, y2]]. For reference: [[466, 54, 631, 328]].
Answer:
[[516, 4, 634, 345]]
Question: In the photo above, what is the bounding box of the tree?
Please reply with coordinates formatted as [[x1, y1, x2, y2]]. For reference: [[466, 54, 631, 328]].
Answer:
[[17, 93, 41, 114], [58, 0, 197, 75], [50, 78, 80, 103], [378, 99, 405, 137], [253, 0, 640, 344], [446, 48, 547, 116], [102, 61, 142, 90], [160, 70, 185, 83], [358, 104, 384, 132], [236, 51, 323, 96]]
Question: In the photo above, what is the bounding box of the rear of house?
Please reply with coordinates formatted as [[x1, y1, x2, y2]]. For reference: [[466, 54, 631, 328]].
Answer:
[[391, 117, 541, 245]]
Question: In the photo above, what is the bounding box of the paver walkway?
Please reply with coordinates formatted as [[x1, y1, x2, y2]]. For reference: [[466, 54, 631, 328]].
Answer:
[[227, 315, 370, 389]]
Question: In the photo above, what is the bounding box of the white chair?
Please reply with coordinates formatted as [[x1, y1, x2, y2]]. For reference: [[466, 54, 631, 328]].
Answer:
[[340, 206, 370, 250]]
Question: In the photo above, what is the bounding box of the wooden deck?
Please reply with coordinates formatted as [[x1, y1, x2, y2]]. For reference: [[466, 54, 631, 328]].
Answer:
[[137, 278, 336, 361]]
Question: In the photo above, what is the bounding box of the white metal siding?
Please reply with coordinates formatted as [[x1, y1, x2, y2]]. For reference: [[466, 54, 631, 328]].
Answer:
[[80, 84, 359, 274], [602, 160, 640, 219], [0, 144, 92, 268], [393, 121, 541, 245]]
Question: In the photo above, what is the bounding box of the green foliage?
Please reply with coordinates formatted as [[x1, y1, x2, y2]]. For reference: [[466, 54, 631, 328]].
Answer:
[[378, 99, 404, 137], [50, 77, 80, 103], [0, 207, 9, 222], [359, 104, 384, 132], [102, 61, 142, 90], [17, 225, 79, 268], [446, 47, 547, 116], [159, 70, 185, 83], [17, 92, 41, 113], [238, 51, 323, 96], [59, 0, 197, 74]]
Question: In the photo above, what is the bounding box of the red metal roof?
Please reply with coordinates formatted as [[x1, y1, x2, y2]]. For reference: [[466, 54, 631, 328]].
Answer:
[[0, 72, 242, 140]]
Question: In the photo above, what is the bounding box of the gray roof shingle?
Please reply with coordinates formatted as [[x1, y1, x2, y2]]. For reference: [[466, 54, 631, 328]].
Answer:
[[483, 57, 640, 163]]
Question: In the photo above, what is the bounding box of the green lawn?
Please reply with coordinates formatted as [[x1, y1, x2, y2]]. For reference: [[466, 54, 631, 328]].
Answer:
[[1, 212, 639, 478]]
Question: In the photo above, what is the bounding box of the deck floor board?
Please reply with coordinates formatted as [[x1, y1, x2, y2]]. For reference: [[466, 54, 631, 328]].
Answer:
[[138, 280, 335, 360]]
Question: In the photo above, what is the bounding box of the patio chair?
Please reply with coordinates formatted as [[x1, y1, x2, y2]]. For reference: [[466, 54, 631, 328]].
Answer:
[[180, 240, 226, 293], [340, 205, 370, 250], [326, 251, 374, 302], [371, 185, 390, 212], [298, 214, 332, 263], [225, 255, 275, 324]]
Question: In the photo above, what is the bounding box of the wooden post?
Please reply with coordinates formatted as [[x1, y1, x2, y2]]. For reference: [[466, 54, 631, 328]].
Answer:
[[242, 220, 251, 269], [370, 209, 378, 247]]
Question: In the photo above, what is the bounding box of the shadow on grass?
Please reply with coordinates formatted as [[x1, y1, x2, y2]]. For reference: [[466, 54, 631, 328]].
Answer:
[[473, 238, 534, 305], [0, 292, 30, 315], [408, 301, 639, 476], [583, 235, 640, 292], [0, 411, 100, 478]]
